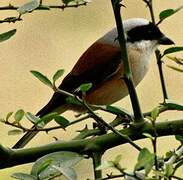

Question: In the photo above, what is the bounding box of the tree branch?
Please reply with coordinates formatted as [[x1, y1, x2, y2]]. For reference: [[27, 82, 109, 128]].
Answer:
[[1, 118, 183, 169], [0, 3, 87, 11], [111, 0, 144, 123]]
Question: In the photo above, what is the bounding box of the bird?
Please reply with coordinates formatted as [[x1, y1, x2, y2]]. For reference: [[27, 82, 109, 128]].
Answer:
[[13, 18, 174, 149]]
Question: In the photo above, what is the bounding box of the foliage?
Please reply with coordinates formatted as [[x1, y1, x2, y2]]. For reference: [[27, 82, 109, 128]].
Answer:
[[1, 0, 183, 180]]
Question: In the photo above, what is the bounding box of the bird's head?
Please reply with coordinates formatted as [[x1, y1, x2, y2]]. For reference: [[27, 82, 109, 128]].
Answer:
[[124, 18, 174, 52]]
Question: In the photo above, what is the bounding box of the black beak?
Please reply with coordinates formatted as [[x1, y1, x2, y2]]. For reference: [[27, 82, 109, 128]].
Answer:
[[158, 35, 174, 45]]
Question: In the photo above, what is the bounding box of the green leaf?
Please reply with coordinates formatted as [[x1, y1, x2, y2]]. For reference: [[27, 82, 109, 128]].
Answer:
[[52, 165, 77, 180], [53, 69, 64, 82], [163, 47, 183, 56], [102, 105, 132, 116], [159, 9, 175, 20], [31, 151, 84, 179], [167, 65, 183, 73], [96, 161, 114, 171], [6, 111, 13, 121], [8, 129, 23, 135], [62, 0, 74, 5], [165, 151, 173, 159], [17, 0, 40, 15], [11, 173, 36, 180], [159, 5, 183, 21], [175, 135, 183, 144], [30, 70, 53, 88], [54, 116, 70, 127], [163, 99, 183, 110], [80, 83, 92, 92], [0, 29, 16, 43], [66, 96, 82, 106], [14, 109, 25, 122], [166, 56, 183, 65], [0, 118, 5, 122], [135, 148, 154, 175], [153, 170, 165, 177], [151, 107, 159, 120], [138, 148, 151, 161], [165, 163, 173, 176], [143, 133, 153, 140], [114, 154, 122, 164], [37, 159, 53, 176], [37, 112, 58, 125], [25, 112, 40, 125]]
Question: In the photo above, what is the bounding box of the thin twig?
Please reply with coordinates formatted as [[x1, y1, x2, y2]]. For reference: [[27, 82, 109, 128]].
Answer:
[[142, 0, 155, 24], [0, 17, 22, 24], [0, 3, 87, 11], [4, 114, 91, 133], [156, 50, 168, 101], [143, 0, 169, 101], [54, 85, 142, 151], [80, 97, 142, 151], [111, 0, 144, 123]]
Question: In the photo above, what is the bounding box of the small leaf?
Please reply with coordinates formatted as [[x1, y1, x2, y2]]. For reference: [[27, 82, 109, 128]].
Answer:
[[62, 0, 74, 5], [96, 161, 114, 171], [159, 5, 183, 21], [135, 148, 154, 174], [80, 83, 92, 92], [30, 70, 53, 88], [53, 69, 64, 82], [143, 133, 153, 140], [102, 105, 132, 116], [0, 118, 5, 122], [17, 0, 40, 15], [138, 148, 151, 161], [52, 165, 77, 180], [54, 116, 70, 127], [14, 109, 25, 122], [11, 173, 36, 180], [6, 111, 13, 121], [8, 129, 23, 135], [163, 47, 183, 56], [153, 170, 165, 177], [163, 99, 183, 110], [37, 112, 58, 125], [166, 56, 183, 65], [66, 97, 82, 106], [166, 151, 173, 159], [165, 163, 173, 176], [159, 9, 175, 20], [167, 65, 183, 73], [114, 154, 122, 164], [25, 112, 40, 125], [0, 29, 16, 43], [37, 159, 53, 176], [175, 135, 183, 144], [151, 107, 159, 120], [31, 151, 83, 179]]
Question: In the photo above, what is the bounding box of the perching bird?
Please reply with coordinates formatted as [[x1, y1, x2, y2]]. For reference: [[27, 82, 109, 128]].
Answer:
[[13, 18, 174, 148]]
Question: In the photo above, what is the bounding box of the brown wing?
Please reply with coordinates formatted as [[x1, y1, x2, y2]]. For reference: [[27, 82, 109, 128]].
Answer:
[[37, 41, 122, 117]]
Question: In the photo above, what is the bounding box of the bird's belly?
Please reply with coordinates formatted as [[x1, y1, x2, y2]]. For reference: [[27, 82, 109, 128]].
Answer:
[[85, 49, 151, 105], [85, 77, 128, 105]]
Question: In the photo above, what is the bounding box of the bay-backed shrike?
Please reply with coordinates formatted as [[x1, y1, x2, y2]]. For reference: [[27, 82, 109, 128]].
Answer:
[[13, 18, 174, 148]]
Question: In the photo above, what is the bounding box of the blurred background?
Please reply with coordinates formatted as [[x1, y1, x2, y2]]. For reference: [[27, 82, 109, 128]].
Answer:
[[0, 0, 183, 179]]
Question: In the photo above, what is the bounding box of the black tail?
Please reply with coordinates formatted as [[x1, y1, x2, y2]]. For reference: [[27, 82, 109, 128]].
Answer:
[[12, 93, 67, 149]]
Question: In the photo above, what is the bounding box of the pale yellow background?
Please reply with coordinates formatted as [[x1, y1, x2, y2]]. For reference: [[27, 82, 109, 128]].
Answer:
[[0, 0, 183, 179]]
